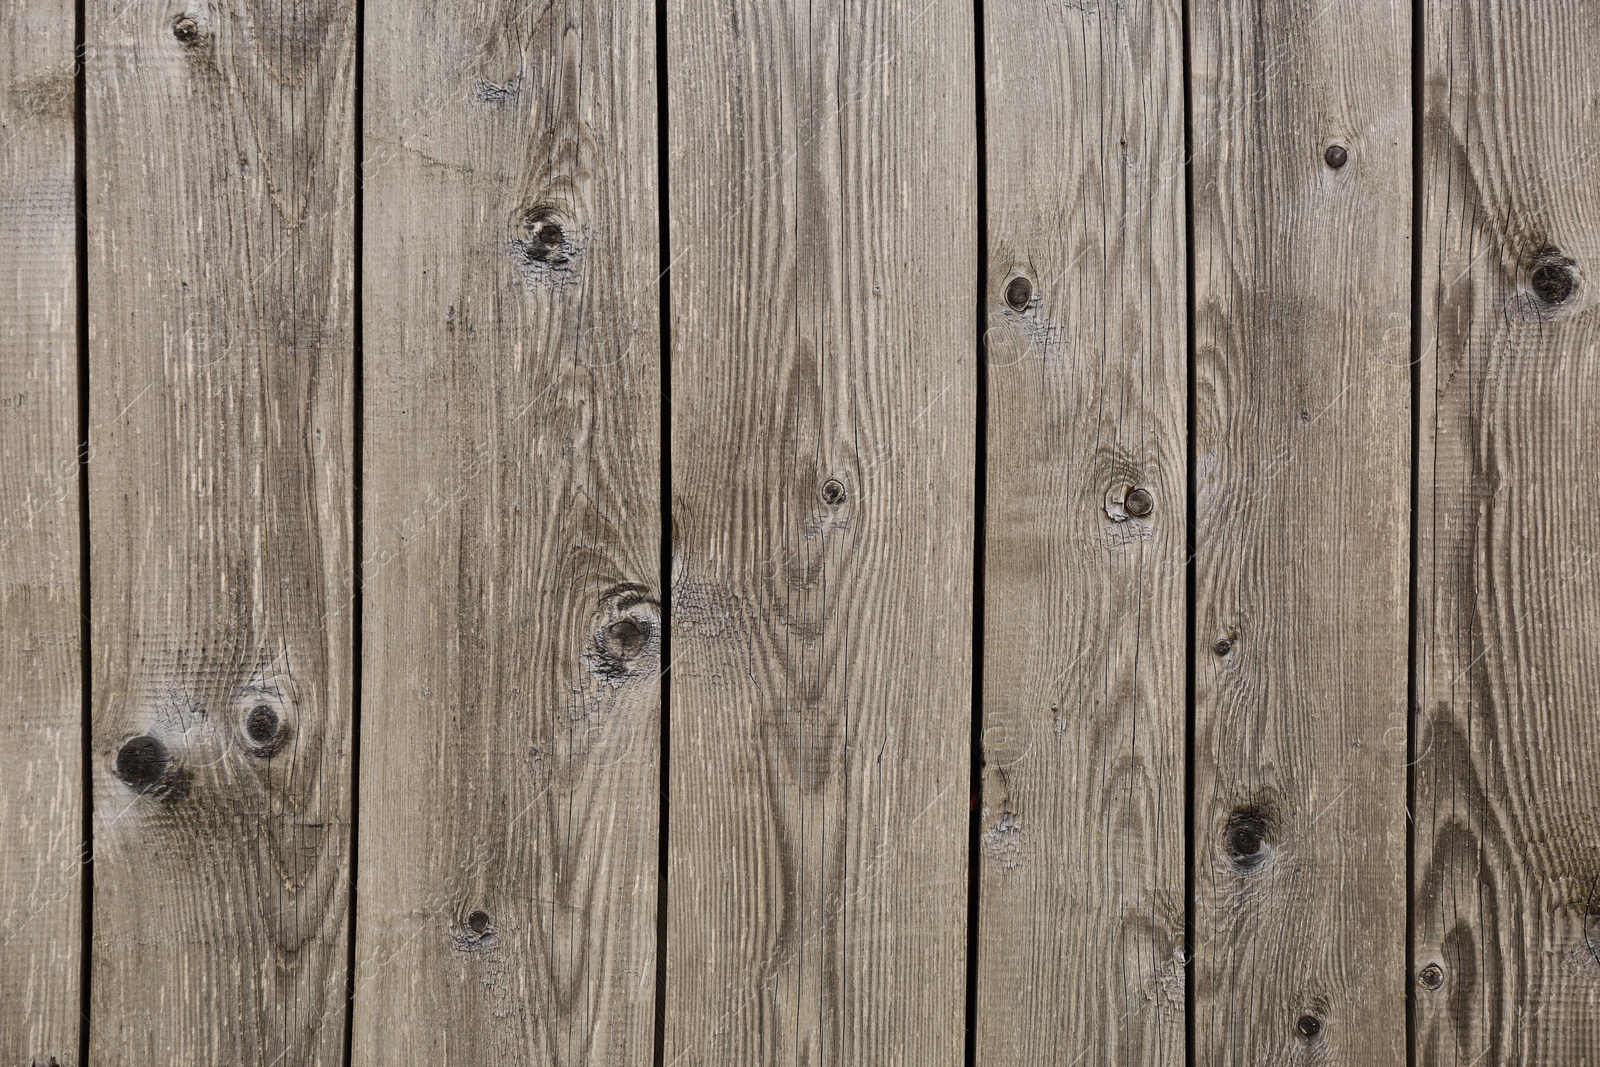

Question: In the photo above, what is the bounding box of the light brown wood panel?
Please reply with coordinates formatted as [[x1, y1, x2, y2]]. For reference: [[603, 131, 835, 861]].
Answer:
[[976, 1, 1188, 1065], [352, 0, 661, 1062], [663, 0, 975, 1061], [1189, 0, 1411, 1063], [0, 0, 82, 1059], [1415, 4, 1600, 1063], [85, 0, 356, 1061]]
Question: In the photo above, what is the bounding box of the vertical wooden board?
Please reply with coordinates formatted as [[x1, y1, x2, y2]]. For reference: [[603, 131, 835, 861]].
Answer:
[[85, 0, 356, 1061], [1414, 5, 1600, 1063], [0, 0, 81, 1060], [1190, 1, 1411, 1063], [352, 1, 661, 1063], [663, 0, 975, 1062], [976, 1, 1187, 1065]]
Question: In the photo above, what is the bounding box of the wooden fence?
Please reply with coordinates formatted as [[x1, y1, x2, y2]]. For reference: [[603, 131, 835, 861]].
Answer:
[[2, 0, 1596, 1062]]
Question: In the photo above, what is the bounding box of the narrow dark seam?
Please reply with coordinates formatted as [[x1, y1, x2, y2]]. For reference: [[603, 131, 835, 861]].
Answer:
[[340, 1, 366, 1062], [965, 1, 988, 1063], [1405, 2, 1425, 1064], [651, 0, 672, 1063], [1180, 1, 1199, 1065], [74, 0, 93, 1058]]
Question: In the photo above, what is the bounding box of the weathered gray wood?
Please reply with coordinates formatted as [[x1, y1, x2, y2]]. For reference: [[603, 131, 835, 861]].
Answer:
[[1189, 1, 1411, 1062], [1414, 5, 1600, 1063], [85, 1, 356, 1061], [663, 0, 975, 1061], [976, 1, 1188, 1065], [351, 0, 662, 1061], [0, 0, 81, 1060]]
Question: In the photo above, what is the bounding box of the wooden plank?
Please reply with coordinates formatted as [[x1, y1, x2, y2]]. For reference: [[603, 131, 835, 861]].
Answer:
[[85, 1, 356, 1061], [1414, 5, 1600, 1063], [975, 0, 1188, 1063], [0, 0, 82, 1059], [662, 0, 975, 1061], [350, 1, 661, 1062], [1189, 1, 1412, 1062]]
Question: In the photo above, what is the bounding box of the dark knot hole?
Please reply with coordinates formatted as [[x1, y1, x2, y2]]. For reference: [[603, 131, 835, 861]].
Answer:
[[607, 618, 649, 661], [1531, 260, 1576, 306], [1223, 808, 1271, 871], [115, 735, 171, 792], [246, 704, 280, 745], [1004, 276, 1033, 312]]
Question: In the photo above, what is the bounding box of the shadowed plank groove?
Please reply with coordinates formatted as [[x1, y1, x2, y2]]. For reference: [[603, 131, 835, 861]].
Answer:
[[663, 0, 976, 1061], [976, 1, 1188, 1065], [1189, 0, 1411, 1063], [0, 0, 81, 1059], [85, 0, 356, 1060], [351, 0, 661, 1062], [1415, 4, 1600, 1063]]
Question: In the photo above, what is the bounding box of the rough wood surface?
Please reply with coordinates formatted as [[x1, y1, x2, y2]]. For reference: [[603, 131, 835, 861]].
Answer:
[[351, 0, 662, 1062], [976, 1, 1188, 1065], [1189, 1, 1412, 1063], [1414, 5, 1600, 1063], [85, 0, 356, 1061], [30, 1, 1600, 1059], [0, 0, 81, 1060], [662, 0, 976, 1061]]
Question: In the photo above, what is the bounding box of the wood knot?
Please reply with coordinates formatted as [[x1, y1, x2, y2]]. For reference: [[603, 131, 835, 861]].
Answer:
[[605, 618, 649, 660], [114, 735, 188, 799], [171, 15, 201, 43], [1106, 484, 1154, 523], [1295, 1014, 1323, 1039], [1531, 256, 1577, 306], [509, 203, 581, 288], [1323, 143, 1348, 169], [115, 735, 169, 792], [820, 478, 848, 506], [1004, 276, 1033, 312], [472, 73, 523, 106], [1223, 807, 1272, 872], [451, 907, 495, 951], [243, 703, 287, 756], [528, 217, 564, 255], [1212, 637, 1233, 656], [1510, 248, 1580, 320], [1417, 963, 1444, 990], [585, 584, 660, 685]]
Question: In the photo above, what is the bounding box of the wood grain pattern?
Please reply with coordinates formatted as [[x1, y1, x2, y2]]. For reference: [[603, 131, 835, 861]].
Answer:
[[0, 0, 82, 1060], [663, 0, 975, 1061], [1414, 5, 1600, 1064], [85, 0, 356, 1061], [351, 0, 661, 1062], [1189, 1, 1411, 1063], [976, 1, 1187, 1065]]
